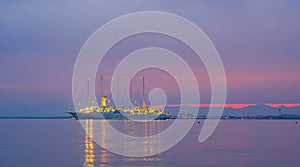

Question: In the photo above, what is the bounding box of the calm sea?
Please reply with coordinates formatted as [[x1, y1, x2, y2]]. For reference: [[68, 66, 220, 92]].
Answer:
[[0, 119, 299, 167]]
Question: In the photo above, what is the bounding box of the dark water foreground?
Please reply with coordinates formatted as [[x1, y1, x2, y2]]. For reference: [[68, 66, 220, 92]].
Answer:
[[0, 119, 299, 167]]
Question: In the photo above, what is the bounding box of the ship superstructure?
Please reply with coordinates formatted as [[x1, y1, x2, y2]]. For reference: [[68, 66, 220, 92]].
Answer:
[[67, 76, 170, 120]]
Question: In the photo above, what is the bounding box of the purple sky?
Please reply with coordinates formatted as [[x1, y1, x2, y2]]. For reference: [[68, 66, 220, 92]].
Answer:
[[0, 0, 300, 114]]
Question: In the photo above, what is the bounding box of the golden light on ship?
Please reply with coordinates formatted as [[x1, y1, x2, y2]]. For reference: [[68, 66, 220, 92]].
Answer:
[[70, 75, 171, 120], [101, 96, 107, 107]]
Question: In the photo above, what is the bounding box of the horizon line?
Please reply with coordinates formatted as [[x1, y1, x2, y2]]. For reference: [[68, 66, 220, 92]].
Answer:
[[161, 103, 300, 109]]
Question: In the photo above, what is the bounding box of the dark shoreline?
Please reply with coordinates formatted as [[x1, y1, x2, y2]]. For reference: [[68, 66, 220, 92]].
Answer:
[[0, 116, 300, 120], [0, 116, 73, 119], [172, 115, 300, 120]]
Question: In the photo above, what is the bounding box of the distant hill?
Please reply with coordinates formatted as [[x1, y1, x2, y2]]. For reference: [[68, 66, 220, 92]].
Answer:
[[165, 104, 300, 117]]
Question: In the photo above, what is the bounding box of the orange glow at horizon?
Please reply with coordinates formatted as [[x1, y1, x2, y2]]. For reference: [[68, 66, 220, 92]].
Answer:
[[265, 104, 300, 108], [161, 103, 300, 109]]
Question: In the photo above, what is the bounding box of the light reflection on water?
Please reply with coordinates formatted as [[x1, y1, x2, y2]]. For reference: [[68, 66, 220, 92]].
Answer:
[[81, 119, 300, 167], [83, 119, 166, 167], [1, 119, 300, 167], [84, 119, 94, 167]]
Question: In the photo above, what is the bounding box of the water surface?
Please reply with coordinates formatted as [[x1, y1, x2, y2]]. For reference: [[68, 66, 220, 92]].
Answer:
[[0, 119, 299, 167]]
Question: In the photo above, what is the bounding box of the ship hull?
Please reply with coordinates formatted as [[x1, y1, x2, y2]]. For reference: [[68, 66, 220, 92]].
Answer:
[[66, 111, 170, 120]]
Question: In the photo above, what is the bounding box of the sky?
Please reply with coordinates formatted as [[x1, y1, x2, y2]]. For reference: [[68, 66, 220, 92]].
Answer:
[[0, 0, 300, 115]]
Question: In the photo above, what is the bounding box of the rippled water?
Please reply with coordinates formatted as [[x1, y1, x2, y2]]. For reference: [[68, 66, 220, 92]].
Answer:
[[0, 119, 299, 167]]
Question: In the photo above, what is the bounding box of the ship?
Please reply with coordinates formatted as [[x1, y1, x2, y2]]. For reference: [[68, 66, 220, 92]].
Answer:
[[67, 76, 171, 120]]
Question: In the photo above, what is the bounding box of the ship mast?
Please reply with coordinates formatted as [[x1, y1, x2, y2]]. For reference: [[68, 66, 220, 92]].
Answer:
[[117, 75, 119, 106], [130, 75, 134, 107], [142, 76, 146, 108], [87, 77, 90, 108], [100, 74, 103, 97]]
